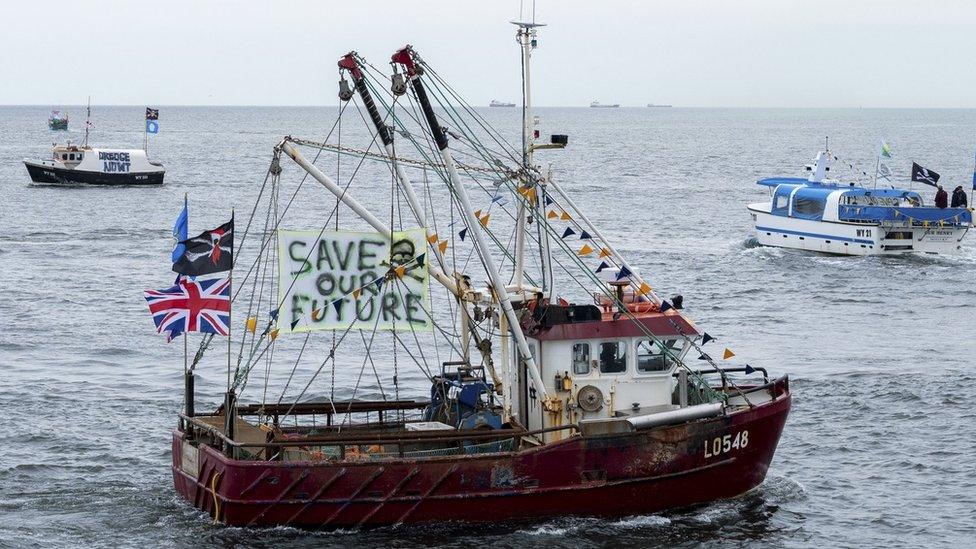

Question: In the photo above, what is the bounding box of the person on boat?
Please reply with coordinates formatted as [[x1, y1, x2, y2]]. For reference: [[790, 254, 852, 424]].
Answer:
[[950, 185, 968, 208], [935, 185, 948, 209]]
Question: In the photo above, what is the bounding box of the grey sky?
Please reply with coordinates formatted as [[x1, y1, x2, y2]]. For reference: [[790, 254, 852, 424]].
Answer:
[[4, 0, 975, 107]]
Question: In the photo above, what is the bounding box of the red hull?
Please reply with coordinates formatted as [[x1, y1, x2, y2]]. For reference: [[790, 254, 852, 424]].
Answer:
[[173, 382, 790, 528]]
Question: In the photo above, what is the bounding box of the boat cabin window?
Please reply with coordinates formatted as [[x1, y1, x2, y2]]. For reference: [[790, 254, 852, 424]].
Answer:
[[69, 153, 75, 160], [774, 194, 789, 211], [572, 343, 590, 375], [598, 341, 627, 374], [61, 153, 67, 160], [637, 339, 684, 373], [793, 196, 824, 217], [77, 153, 83, 161]]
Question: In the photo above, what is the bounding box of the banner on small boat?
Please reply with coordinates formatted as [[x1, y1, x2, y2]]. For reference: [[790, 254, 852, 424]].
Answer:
[[277, 229, 430, 333]]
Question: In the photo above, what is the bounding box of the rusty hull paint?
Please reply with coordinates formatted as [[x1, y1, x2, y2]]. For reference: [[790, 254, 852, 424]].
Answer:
[[173, 380, 790, 528]]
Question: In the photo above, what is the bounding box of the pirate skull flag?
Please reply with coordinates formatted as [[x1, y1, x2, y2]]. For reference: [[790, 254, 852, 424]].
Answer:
[[172, 218, 233, 276], [911, 162, 940, 187]]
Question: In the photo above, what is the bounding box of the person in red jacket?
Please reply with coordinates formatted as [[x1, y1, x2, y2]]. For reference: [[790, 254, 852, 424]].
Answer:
[[935, 185, 948, 208]]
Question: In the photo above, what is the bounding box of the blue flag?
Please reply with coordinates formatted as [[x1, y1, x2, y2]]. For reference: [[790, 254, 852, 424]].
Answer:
[[146, 119, 159, 134], [172, 196, 188, 263]]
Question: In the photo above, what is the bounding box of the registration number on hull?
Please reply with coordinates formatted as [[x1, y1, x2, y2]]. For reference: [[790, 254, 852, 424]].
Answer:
[[704, 430, 748, 458]]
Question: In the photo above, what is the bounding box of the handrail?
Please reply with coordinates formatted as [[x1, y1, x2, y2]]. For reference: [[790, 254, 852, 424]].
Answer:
[[181, 413, 578, 450], [676, 366, 769, 384], [233, 400, 429, 416]]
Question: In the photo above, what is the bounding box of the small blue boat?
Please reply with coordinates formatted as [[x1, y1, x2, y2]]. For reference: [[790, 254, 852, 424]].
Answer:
[[748, 151, 971, 255]]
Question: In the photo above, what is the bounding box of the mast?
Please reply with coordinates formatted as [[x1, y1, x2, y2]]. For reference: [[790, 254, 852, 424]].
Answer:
[[83, 96, 91, 149], [512, 18, 553, 298], [337, 52, 502, 384], [391, 46, 554, 410], [337, 53, 447, 270], [144, 108, 149, 154]]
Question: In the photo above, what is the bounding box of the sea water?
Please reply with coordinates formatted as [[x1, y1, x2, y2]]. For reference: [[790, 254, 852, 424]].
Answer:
[[1, 105, 974, 548]]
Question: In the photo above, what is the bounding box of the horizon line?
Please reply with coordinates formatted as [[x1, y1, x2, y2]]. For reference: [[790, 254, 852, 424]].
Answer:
[[6, 104, 976, 109]]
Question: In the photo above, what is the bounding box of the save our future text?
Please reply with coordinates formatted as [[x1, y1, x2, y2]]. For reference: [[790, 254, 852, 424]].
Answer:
[[280, 230, 429, 331]]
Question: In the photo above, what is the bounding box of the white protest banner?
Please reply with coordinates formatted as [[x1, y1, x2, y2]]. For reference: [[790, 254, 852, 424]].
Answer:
[[277, 229, 430, 332]]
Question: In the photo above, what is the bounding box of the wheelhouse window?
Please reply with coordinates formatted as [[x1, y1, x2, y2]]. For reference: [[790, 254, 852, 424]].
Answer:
[[636, 339, 684, 373], [598, 341, 627, 374], [572, 343, 590, 375], [69, 153, 75, 160], [77, 153, 83, 161], [774, 195, 789, 210], [61, 153, 67, 160], [793, 197, 825, 217]]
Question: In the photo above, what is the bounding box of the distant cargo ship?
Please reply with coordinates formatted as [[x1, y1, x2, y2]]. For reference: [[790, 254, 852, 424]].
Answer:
[[489, 99, 516, 107], [590, 101, 619, 108]]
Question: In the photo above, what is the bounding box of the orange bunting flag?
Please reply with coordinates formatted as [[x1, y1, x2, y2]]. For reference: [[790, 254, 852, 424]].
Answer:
[[245, 316, 257, 334], [480, 213, 491, 227], [311, 308, 324, 321], [547, 210, 558, 219], [352, 288, 361, 300], [394, 265, 406, 279], [578, 244, 594, 256], [560, 211, 572, 221], [427, 233, 439, 244], [599, 247, 611, 258], [438, 240, 449, 253], [270, 328, 280, 341], [474, 209, 482, 218], [723, 348, 735, 360], [638, 282, 651, 295]]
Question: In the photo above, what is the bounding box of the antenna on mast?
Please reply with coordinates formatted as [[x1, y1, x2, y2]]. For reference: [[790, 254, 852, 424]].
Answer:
[[83, 96, 91, 149]]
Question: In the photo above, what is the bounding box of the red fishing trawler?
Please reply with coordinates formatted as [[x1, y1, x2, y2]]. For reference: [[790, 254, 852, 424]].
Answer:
[[168, 15, 790, 529]]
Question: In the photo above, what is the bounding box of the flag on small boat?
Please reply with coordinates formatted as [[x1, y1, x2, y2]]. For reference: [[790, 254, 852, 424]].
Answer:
[[879, 139, 892, 159], [877, 163, 892, 181], [972, 151, 976, 190], [146, 107, 160, 134], [144, 277, 231, 337], [911, 162, 940, 187], [173, 218, 234, 276], [172, 196, 188, 263]]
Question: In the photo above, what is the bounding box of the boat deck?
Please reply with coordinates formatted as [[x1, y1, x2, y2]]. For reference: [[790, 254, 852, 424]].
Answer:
[[180, 400, 551, 463]]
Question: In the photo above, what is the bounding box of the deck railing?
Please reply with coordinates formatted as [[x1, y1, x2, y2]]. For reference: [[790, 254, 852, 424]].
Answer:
[[180, 405, 579, 462]]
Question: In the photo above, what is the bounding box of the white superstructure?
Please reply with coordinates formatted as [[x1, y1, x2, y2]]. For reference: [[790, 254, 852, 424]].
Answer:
[[748, 151, 971, 255]]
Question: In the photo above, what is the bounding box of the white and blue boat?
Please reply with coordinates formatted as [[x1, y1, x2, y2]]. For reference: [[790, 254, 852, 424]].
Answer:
[[748, 151, 971, 255]]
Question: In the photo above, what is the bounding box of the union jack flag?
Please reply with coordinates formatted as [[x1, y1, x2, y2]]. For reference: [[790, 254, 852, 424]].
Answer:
[[144, 277, 231, 339]]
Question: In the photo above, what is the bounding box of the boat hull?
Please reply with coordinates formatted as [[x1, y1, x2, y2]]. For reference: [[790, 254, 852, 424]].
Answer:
[[749, 205, 968, 255], [172, 381, 790, 529], [24, 160, 164, 186]]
